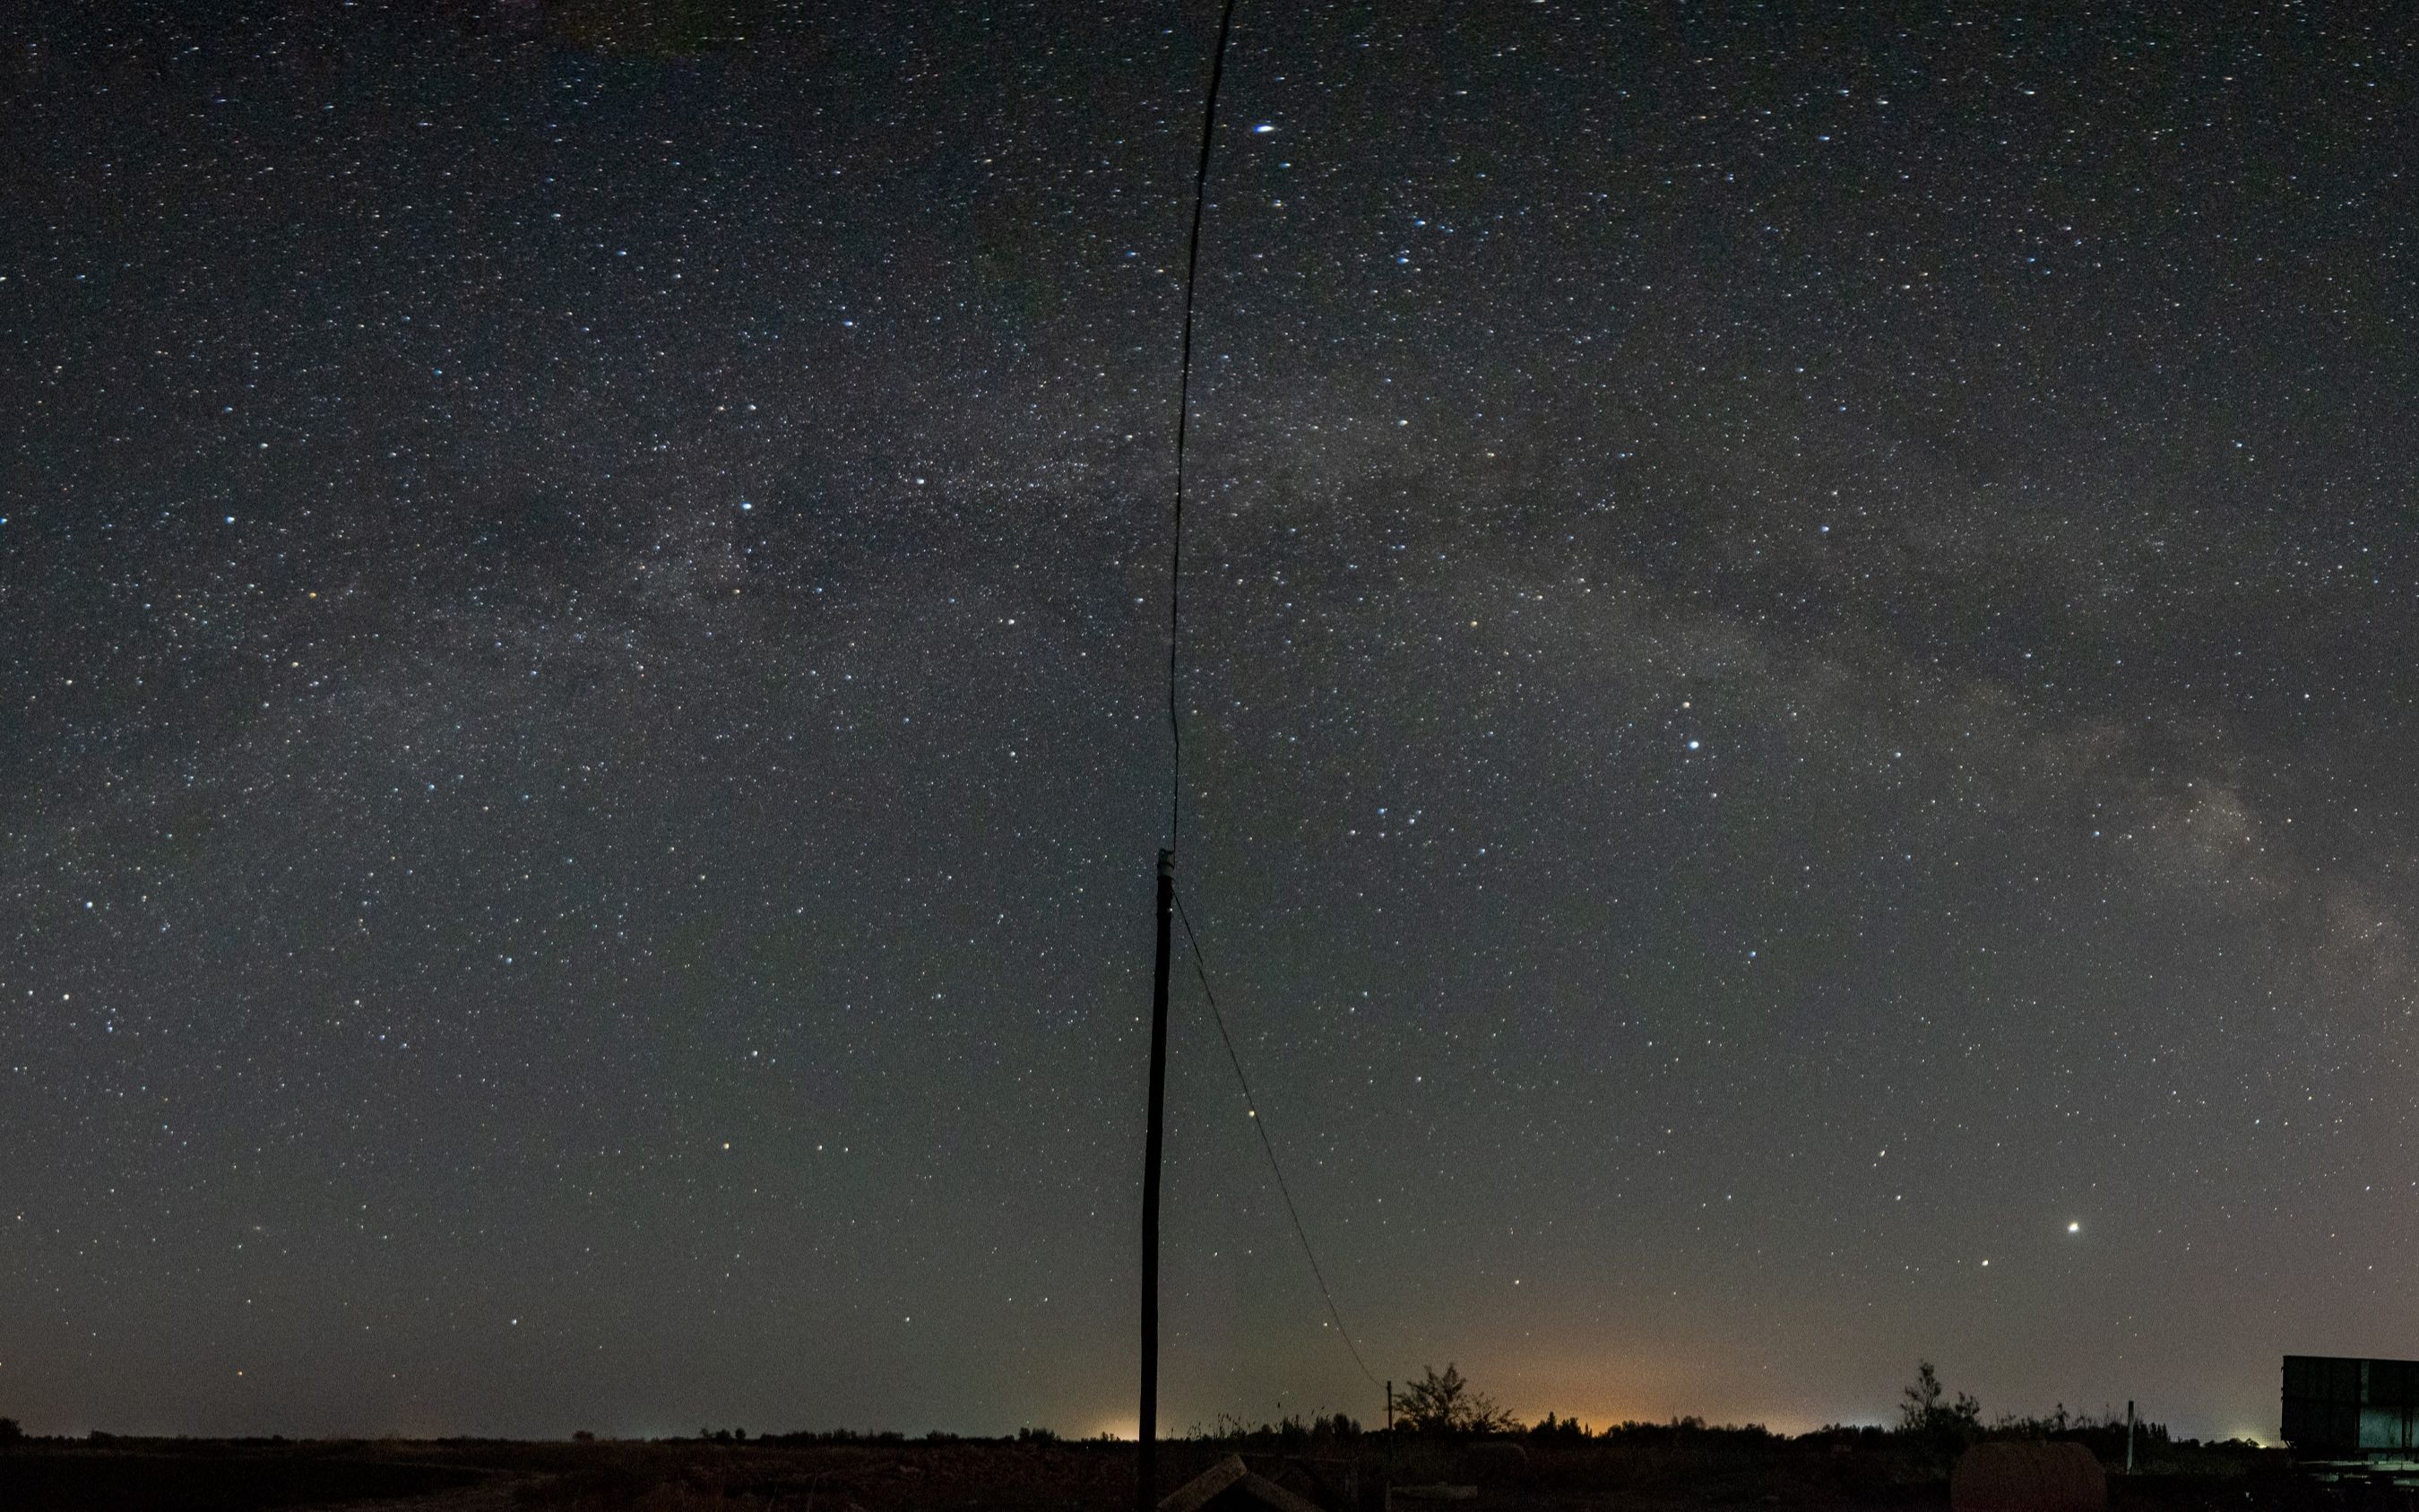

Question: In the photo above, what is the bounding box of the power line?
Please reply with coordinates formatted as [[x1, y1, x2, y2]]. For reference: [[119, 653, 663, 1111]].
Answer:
[[1173, 890, 1384, 1394], [1165, 0, 1240, 852], [1156, 0, 1382, 1419]]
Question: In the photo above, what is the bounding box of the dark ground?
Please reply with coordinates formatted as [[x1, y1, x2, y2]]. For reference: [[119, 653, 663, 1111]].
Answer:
[[0, 1435, 2406, 1511], [0, 1444, 487, 1511]]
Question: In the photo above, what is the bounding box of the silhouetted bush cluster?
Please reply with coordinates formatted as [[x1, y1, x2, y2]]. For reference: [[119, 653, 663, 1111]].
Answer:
[[1595, 1417, 1778, 1446], [1202, 1412, 1363, 1449], [755, 1428, 911, 1447]]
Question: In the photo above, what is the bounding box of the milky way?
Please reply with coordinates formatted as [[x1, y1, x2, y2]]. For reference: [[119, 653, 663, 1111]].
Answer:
[[3, 3, 2413, 1442]]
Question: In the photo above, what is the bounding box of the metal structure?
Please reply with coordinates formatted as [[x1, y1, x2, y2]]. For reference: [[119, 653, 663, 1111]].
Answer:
[[2282, 1355, 2419, 1456]]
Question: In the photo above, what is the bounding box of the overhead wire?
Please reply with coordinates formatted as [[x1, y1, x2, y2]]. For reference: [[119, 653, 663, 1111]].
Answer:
[[1162, 0, 1383, 1402], [1174, 891, 1385, 1394], [1166, 0, 1240, 851]]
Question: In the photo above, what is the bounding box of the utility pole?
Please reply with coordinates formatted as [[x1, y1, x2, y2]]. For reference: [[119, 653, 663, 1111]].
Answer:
[[1138, 849, 1175, 1512], [2125, 1400, 2136, 1474]]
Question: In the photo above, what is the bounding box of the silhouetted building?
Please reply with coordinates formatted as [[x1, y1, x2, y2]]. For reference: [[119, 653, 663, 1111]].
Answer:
[[2283, 1355, 2419, 1456], [1158, 1455, 1325, 1512]]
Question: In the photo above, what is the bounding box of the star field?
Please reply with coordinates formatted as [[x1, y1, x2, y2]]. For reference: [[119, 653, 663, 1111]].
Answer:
[[2, 2, 2414, 1445]]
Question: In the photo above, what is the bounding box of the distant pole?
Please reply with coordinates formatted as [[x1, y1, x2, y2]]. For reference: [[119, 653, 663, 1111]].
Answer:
[[1138, 849, 1175, 1512], [2125, 1399, 2136, 1473], [1386, 1379, 1394, 1433]]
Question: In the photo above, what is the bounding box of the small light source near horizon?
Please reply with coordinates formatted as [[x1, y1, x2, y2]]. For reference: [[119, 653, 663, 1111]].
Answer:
[[2067, 1221, 2081, 1234]]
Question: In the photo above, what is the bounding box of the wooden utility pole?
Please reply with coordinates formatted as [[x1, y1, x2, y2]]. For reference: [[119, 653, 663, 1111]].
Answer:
[[1138, 849, 1175, 1512]]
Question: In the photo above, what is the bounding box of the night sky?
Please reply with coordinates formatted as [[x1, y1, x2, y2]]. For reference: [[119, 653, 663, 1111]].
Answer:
[[4, 1, 2414, 1446]]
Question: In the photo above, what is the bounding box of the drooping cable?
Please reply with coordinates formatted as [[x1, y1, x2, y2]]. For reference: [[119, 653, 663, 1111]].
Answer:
[[1167, 0, 1241, 851], [1174, 890, 1385, 1393], [1159, 0, 1382, 1407]]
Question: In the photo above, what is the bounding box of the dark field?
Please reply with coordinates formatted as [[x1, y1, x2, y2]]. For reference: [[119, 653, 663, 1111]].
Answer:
[[0, 1445, 487, 1510], [0, 1433, 2391, 1511]]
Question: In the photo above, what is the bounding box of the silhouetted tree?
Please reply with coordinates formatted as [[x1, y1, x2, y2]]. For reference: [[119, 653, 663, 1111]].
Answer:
[[1397, 1363, 1519, 1435], [1898, 1361, 1982, 1442], [0, 1416, 22, 1446]]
